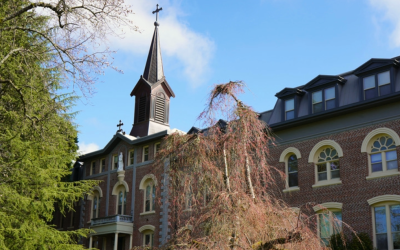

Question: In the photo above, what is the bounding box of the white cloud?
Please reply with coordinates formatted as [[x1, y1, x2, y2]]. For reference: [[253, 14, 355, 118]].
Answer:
[[108, 0, 215, 87], [369, 0, 400, 47], [78, 142, 100, 155]]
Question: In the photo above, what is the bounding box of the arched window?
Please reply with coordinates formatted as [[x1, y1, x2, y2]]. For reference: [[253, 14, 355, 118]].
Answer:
[[139, 174, 157, 215], [362, 128, 400, 180], [368, 195, 400, 250], [145, 183, 156, 212], [313, 202, 343, 246], [117, 190, 127, 215], [87, 187, 103, 220], [279, 147, 301, 192], [287, 154, 298, 188], [316, 147, 340, 182], [139, 225, 155, 248], [309, 140, 343, 188]]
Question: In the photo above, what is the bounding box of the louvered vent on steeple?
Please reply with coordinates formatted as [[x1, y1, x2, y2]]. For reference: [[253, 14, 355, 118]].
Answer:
[[138, 95, 146, 122], [155, 95, 165, 123]]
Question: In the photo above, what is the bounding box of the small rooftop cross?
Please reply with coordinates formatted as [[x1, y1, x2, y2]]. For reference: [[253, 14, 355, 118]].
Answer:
[[116, 120, 124, 133], [152, 4, 162, 22]]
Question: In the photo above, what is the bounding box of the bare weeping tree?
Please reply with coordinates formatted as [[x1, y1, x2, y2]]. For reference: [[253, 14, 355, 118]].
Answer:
[[153, 81, 323, 250], [0, 0, 137, 96]]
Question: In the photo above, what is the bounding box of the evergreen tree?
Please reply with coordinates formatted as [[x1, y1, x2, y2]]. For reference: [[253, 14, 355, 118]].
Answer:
[[0, 1, 98, 249]]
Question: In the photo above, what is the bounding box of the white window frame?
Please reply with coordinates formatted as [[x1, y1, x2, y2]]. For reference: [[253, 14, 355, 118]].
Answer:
[[368, 195, 400, 250], [91, 161, 96, 175], [365, 134, 399, 180], [129, 150, 134, 166], [139, 174, 157, 216], [139, 226, 155, 248], [142, 146, 149, 162], [308, 140, 343, 188], [154, 142, 161, 157], [280, 147, 302, 193], [100, 158, 106, 173], [112, 155, 118, 170], [313, 202, 343, 246]]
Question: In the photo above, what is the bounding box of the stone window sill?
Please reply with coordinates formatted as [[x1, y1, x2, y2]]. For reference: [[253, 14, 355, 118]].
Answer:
[[283, 186, 300, 193], [140, 211, 155, 216], [312, 179, 342, 188], [366, 170, 400, 180]]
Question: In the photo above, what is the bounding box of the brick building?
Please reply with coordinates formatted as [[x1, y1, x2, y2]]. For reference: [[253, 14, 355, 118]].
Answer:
[[55, 6, 400, 250]]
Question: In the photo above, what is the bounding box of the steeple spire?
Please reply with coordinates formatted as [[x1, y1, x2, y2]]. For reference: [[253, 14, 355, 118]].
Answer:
[[143, 5, 164, 84], [129, 4, 175, 138]]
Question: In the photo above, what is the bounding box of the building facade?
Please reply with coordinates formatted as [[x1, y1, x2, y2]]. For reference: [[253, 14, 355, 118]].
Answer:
[[55, 7, 400, 250]]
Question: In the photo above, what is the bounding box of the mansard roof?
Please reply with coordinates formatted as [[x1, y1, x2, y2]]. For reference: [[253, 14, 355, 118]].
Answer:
[[353, 58, 399, 76], [275, 87, 305, 98], [303, 75, 346, 90], [266, 55, 400, 130]]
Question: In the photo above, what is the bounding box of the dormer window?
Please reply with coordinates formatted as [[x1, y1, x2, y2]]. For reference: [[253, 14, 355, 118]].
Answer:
[[363, 71, 391, 100], [312, 87, 335, 114], [285, 99, 294, 120]]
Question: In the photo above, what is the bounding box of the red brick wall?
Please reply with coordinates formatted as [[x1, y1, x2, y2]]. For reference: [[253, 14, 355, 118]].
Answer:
[[269, 119, 400, 238]]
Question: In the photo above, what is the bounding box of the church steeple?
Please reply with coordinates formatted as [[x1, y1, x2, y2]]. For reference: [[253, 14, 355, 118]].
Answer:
[[143, 14, 164, 83], [129, 5, 175, 137]]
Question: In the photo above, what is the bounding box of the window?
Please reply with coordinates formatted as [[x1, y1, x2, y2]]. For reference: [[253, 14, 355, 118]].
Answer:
[[139, 174, 157, 215], [129, 150, 134, 165], [91, 161, 96, 175], [318, 210, 342, 246], [143, 146, 149, 162], [312, 87, 335, 114], [285, 98, 294, 120], [144, 232, 154, 247], [117, 190, 127, 215], [363, 71, 391, 100], [145, 183, 156, 212], [287, 154, 298, 188], [100, 158, 106, 173], [91, 192, 101, 219], [154, 142, 161, 157], [309, 140, 343, 188], [368, 195, 400, 250], [370, 136, 397, 173], [316, 147, 340, 182], [113, 155, 118, 170]]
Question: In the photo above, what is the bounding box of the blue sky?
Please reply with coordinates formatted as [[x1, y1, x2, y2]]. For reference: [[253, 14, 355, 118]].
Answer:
[[73, 0, 400, 154]]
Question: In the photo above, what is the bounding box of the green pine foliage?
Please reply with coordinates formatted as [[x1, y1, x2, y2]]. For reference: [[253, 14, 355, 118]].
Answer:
[[0, 1, 97, 249]]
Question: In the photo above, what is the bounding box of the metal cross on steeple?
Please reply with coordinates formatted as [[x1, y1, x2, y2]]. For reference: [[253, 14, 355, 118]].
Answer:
[[152, 4, 162, 22], [116, 120, 124, 133]]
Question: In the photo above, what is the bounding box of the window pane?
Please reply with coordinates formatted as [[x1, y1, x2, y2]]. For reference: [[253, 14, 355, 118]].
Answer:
[[288, 172, 298, 187], [313, 103, 323, 113], [152, 185, 156, 210], [365, 88, 376, 100], [331, 170, 340, 179], [378, 71, 390, 86], [387, 160, 398, 170], [391, 205, 400, 232], [364, 75, 375, 89], [326, 99, 335, 110], [333, 211, 342, 230], [312, 91, 322, 104], [376, 234, 388, 250], [319, 214, 330, 238], [393, 233, 400, 249], [375, 206, 387, 233], [317, 164, 327, 172], [372, 163, 383, 172], [318, 172, 327, 181], [285, 99, 294, 111], [380, 84, 391, 96], [371, 153, 382, 163], [325, 87, 335, 100], [288, 155, 298, 172], [386, 150, 397, 161], [286, 110, 294, 120]]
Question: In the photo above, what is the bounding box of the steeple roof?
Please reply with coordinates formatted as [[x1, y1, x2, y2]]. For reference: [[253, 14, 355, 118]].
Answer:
[[143, 23, 164, 84]]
